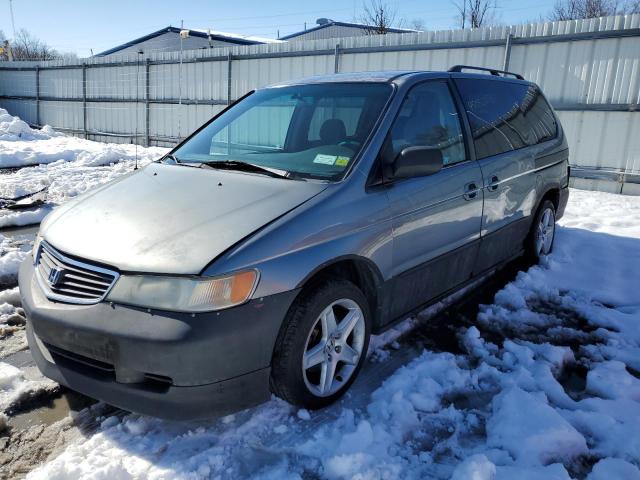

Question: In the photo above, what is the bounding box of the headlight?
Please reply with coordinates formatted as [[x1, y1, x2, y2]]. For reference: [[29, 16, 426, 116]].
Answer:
[[106, 270, 259, 312]]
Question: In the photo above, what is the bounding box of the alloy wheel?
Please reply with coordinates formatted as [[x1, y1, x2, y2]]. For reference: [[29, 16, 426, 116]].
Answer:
[[302, 298, 366, 397], [535, 207, 555, 256]]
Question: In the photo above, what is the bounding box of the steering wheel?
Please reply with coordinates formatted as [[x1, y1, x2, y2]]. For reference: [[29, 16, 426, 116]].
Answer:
[[338, 140, 360, 151]]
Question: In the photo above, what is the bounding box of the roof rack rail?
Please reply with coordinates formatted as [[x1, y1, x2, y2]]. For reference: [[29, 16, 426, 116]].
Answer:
[[448, 65, 524, 80]]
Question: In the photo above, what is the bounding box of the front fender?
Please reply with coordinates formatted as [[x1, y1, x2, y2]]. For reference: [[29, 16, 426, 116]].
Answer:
[[202, 182, 393, 299]]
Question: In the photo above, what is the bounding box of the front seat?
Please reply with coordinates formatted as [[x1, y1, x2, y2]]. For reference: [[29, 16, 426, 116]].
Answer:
[[402, 93, 447, 147], [319, 119, 347, 145]]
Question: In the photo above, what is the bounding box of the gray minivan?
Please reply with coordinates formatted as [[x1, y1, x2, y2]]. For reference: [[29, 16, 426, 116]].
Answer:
[[19, 66, 569, 419]]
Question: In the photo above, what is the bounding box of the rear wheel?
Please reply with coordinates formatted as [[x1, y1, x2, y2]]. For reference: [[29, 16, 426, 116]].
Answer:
[[270, 279, 371, 409], [526, 199, 556, 262]]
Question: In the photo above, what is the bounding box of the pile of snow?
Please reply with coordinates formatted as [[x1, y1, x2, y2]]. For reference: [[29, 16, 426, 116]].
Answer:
[[487, 386, 588, 466], [0, 132, 167, 170], [0, 286, 27, 357], [0, 207, 52, 229], [0, 158, 163, 206], [0, 134, 167, 170], [0, 108, 167, 228], [0, 287, 20, 307], [588, 458, 640, 480], [25, 189, 640, 479], [0, 107, 166, 170], [0, 362, 52, 413], [0, 234, 29, 287], [0, 108, 60, 142], [0, 287, 21, 323]]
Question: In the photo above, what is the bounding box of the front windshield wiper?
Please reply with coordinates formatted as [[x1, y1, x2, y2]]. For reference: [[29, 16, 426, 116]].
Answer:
[[199, 160, 294, 180], [163, 154, 203, 168]]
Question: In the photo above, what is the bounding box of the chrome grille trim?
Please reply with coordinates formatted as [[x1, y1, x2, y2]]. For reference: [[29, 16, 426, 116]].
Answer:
[[34, 241, 119, 305]]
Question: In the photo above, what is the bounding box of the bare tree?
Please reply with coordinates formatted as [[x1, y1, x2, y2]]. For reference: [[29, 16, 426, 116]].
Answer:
[[0, 30, 5, 61], [549, 0, 640, 20], [0, 30, 11, 62], [360, 0, 399, 34], [10, 29, 60, 61], [454, 0, 498, 28], [60, 51, 79, 61], [550, 0, 615, 19], [409, 18, 426, 31]]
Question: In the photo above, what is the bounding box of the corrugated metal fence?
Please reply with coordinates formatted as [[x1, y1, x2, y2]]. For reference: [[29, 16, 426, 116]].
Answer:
[[1, 14, 639, 193]]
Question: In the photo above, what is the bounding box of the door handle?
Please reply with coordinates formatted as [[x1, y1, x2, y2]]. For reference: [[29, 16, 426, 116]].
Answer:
[[488, 175, 499, 192], [463, 182, 478, 201]]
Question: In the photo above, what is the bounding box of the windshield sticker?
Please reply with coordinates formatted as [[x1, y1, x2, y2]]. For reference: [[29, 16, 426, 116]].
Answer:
[[313, 154, 338, 165], [335, 156, 350, 167]]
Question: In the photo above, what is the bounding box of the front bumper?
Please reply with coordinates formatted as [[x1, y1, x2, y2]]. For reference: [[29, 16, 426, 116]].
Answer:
[[19, 259, 299, 420]]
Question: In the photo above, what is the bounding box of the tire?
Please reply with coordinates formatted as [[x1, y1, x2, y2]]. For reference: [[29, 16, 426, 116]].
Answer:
[[526, 199, 556, 263], [270, 278, 371, 409]]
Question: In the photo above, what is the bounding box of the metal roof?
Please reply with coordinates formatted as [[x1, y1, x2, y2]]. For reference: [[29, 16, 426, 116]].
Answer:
[[279, 20, 417, 40], [187, 29, 282, 45], [96, 26, 280, 57]]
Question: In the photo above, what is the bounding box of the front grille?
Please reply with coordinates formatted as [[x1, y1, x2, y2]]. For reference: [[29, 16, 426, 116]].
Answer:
[[34, 241, 119, 304]]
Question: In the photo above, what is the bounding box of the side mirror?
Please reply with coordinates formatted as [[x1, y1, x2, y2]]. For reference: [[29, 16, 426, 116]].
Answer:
[[391, 146, 443, 179]]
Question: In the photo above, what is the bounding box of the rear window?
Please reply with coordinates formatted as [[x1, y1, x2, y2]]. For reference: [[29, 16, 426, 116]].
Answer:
[[454, 78, 557, 159]]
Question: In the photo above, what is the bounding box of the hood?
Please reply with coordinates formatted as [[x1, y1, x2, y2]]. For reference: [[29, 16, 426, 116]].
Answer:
[[42, 163, 327, 274]]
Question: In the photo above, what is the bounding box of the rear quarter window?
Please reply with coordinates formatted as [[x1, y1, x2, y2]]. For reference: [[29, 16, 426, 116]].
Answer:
[[454, 78, 557, 159]]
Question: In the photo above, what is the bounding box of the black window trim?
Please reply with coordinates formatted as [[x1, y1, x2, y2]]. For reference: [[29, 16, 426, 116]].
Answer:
[[373, 77, 477, 186], [452, 77, 560, 160]]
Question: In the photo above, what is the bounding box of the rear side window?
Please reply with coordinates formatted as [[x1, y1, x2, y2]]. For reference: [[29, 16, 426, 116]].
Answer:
[[454, 78, 557, 159]]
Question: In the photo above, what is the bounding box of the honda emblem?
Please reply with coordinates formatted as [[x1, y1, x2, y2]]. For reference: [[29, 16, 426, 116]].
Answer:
[[48, 267, 64, 286]]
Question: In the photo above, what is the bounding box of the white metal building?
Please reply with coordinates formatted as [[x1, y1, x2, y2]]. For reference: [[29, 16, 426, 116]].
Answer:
[[1, 14, 639, 194], [280, 19, 417, 42], [95, 26, 281, 56]]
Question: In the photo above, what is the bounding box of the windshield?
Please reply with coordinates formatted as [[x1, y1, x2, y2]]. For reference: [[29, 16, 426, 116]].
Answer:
[[171, 83, 392, 180]]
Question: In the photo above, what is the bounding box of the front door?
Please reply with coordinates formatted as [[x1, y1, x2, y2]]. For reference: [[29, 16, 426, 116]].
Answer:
[[385, 80, 483, 320]]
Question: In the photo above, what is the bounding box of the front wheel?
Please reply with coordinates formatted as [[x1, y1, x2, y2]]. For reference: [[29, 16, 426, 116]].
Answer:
[[526, 199, 556, 262], [270, 279, 371, 409]]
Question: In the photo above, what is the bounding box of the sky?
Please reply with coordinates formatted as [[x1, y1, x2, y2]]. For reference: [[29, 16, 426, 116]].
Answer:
[[1, 0, 558, 57]]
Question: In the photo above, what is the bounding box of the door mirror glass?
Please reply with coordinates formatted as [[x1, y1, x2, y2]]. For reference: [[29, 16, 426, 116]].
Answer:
[[392, 146, 443, 179]]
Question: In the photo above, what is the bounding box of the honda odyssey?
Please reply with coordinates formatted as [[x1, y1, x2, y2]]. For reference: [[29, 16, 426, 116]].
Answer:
[[19, 66, 569, 419]]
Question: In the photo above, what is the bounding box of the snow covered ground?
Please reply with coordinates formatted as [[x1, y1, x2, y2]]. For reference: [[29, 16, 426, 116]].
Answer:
[[0, 235, 30, 287], [1, 114, 639, 479], [0, 108, 167, 220], [20, 193, 640, 479]]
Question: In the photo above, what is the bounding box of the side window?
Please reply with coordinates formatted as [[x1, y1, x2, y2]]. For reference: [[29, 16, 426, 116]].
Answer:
[[454, 78, 557, 159], [527, 89, 558, 145], [387, 81, 466, 167]]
